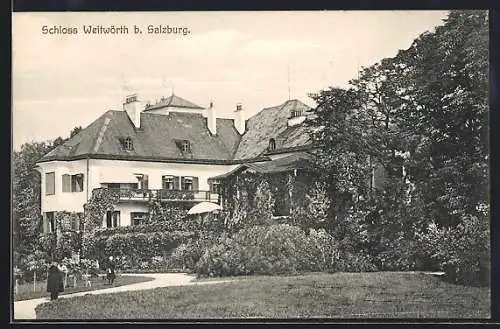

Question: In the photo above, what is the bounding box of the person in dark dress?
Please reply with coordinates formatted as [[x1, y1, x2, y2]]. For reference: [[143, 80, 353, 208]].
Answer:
[[106, 256, 116, 285], [46, 263, 64, 300]]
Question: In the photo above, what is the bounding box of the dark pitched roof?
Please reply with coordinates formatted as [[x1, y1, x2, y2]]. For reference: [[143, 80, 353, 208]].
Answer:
[[215, 118, 241, 157], [144, 94, 204, 112], [38, 98, 314, 164], [233, 99, 313, 160], [209, 152, 312, 179], [38, 110, 239, 163], [245, 152, 312, 174]]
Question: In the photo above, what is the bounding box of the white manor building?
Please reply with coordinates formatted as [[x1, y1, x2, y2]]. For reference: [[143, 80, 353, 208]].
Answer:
[[35, 93, 313, 231]]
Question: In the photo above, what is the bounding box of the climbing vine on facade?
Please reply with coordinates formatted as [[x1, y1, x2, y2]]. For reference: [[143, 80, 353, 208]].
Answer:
[[83, 188, 120, 231]]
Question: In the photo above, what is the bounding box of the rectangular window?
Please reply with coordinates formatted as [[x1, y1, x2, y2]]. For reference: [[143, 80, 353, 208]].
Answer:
[[45, 212, 55, 233], [135, 174, 149, 190], [181, 141, 191, 152], [62, 174, 71, 193], [71, 174, 84, 192], [209, 180, 221, 194], [46, 172, 55, 195], [182, 177, 193, 191], [131, 212, 148, 226], [162, 176, 175, 190], [106, 211, 121, 228]]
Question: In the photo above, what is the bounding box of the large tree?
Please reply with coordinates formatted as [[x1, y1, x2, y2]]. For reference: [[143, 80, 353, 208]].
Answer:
[[307, 10, 489, 272], [13, 141, 57, 259], [395, 10, 489, 227], [13, 126, 83, 262]]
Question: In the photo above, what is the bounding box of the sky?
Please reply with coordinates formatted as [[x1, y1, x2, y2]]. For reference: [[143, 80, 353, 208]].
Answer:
[[12, 11, 449, 150]]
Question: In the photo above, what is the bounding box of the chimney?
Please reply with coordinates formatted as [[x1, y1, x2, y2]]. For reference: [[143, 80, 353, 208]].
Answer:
[[123, 94, 142, 128], [234, 103, 245, 134], [206, 101, 217, 135]]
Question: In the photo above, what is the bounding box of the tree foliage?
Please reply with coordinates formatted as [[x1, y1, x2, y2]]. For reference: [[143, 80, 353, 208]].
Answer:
[[13, 126, 85, 262], [12, 141, 58, 258], [307, 10, 489, 280]]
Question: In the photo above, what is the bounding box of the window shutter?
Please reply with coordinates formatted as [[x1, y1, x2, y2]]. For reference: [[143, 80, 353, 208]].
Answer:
[[208, 180, 213, 193], [180, 177, 185, 190], [43, 214, 49, 233], [172, 176, 179, 190], [46, 172, 55, 195], [72, 174, 84, 192], [193, 177, 199, 191], [143, 175, 149, 190], [62, 174, 70, 193]]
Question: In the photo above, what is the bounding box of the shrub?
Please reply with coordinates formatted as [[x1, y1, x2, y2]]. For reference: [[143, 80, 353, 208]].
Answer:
[[196, 224, 345, 277], [195, 224, 379, 277], [290, 182, 331, 232], [38, 233, 56, 255], [434, 214, 490, 286], [168, 233, 219, 270], [82, 227, 198, 270], [55, 231, 81, 260], [334, 252, 378, 273], [17, 250, 50, 283]]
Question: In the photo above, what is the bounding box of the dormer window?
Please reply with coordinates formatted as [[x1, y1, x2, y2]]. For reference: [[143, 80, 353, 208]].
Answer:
[[268, 138, 276, 152], [124, 137, 134, 151], [291, 109, 303, 118], [181, 140, 191, 152], [174, 139, 192, 154]]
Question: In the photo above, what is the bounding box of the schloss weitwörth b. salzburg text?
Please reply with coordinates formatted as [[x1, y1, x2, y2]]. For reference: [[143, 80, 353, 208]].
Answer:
[[41, 25, 191, 36]]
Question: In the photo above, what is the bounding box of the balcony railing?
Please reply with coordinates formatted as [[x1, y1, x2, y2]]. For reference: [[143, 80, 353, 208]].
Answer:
[[106, 188, 220, 203]]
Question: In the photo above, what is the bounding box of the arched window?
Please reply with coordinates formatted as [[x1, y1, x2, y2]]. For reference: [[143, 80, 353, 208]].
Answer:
[[268, 138, 276, 152]]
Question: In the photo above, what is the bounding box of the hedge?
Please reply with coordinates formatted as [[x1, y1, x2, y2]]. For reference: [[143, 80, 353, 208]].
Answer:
[[82, 228, 200, 270]]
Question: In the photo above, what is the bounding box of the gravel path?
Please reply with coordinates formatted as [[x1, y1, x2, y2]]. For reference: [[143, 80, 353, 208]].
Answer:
[[13, 273, 230, 321]]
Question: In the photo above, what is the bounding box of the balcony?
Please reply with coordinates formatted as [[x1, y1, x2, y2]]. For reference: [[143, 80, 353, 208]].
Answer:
[[106, 188, 220, 203]]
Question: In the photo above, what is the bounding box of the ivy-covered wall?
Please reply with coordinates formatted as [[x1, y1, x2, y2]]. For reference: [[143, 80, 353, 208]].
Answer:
[[219, 169, 318, 227], [83, 188, 120, 231]]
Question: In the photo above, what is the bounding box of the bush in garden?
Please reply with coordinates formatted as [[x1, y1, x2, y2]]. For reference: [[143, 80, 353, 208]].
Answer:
[[334, 253, 378, 273], [195, 223, 379, 277], [432, 214, 490, 286], [55, 231, 81, 260], [38, 233, 56, 255], [82, 227, 198, 270], [196, 224, 321, 277], [82, 232, 108, 264], [79, 258, 100, 277], [169, 232, 225, 270], [18, 250, 50, 283], [302, 228, 340, 272], [290, 182, 331, 232]]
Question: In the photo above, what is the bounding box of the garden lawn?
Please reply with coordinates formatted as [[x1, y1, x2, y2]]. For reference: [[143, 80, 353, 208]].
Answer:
[[14, 275, 153, 301], [35, 272, 490, 319]]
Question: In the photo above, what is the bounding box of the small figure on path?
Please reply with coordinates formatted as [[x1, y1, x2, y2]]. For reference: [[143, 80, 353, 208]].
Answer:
[[106, 256, 116, 285], [46, 262, 64, 301]]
